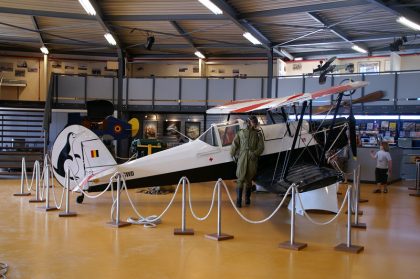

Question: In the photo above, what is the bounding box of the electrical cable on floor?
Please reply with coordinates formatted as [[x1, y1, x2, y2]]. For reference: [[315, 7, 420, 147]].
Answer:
[[0, 262, 8, 279]]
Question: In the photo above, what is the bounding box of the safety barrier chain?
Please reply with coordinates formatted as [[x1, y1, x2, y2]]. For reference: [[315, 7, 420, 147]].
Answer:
[[296, 185, 351, 226]]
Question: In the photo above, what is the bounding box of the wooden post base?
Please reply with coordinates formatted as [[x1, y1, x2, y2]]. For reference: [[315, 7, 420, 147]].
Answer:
[[29, 199, 45, 203], [408, 187, 417, 190], [279, 241, 307, 251], [14, 193, 31, 196], [59, 212, 78, 217], [359, 199, 369, 203], [334, 243, 364, 253], [107, 221, 132, 228], [351, 222, 367, 229], [174, 228, 195, 235], [409, 193, 420, 197], [205, 233, 234, 241]]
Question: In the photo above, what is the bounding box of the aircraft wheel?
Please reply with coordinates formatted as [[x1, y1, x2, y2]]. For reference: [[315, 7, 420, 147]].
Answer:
[[76, 194, 84, 204]]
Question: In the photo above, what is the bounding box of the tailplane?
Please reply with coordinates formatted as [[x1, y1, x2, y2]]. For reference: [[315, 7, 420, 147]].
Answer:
[[51, 125, 117, 190]]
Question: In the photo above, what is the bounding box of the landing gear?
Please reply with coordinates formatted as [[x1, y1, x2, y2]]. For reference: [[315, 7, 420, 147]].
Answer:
[[76, 193, 85, 204]]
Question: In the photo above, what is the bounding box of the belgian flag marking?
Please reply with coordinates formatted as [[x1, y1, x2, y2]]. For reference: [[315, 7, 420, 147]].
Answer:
[[91, 150, 99, 158]]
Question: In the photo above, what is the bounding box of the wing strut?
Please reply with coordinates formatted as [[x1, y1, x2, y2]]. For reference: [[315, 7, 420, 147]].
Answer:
[[318, 92, 344, 166], [280, 107, 292, 137], [283, 101, 308, 180]]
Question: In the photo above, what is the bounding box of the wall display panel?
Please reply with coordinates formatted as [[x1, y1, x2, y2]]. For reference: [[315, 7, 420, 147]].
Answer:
[[86, 76, 113, 101], [57, 76, 85, 104], [208, 78, 234, 106], [277, 77, 302, 98], [334, 74, 363, 107], [181, 79, 206, 106], [305, 76, 333, 106], [128, 78, 153, 105], [261, 78, 276, 99], [236, 78, 263, 100], [363, 74, 395, 106], [396, 72, 420, 106], [155, 78, 180, 106], [113, 78, 127, 104]]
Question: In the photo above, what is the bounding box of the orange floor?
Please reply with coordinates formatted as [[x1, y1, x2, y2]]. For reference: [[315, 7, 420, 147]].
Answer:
[[0, 179, 419, 279]]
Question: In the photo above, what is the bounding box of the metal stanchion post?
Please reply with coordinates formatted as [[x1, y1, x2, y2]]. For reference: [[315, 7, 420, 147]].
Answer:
[[279, 184, 307, 250], [14, 157, 31, 196], [174, 177, 194, 235], [347, 168, 363, 215], [29, 161, 45, 203], [335, 185, 364, 253], [357, 165, 368, 203], [59, 168, 77, 217], [38, 163, 57, 211], [107, 174, 131, 228], [409, 160, 420, 197], [206, 179, 233, 241], [351, 169, 367, 229]]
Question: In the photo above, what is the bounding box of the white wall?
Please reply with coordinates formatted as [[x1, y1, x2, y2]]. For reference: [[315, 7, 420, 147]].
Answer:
[[400, 54, 420, 70]]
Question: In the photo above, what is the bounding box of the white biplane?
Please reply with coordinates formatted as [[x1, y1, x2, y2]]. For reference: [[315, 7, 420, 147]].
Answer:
[[51, 80, 370, 202]]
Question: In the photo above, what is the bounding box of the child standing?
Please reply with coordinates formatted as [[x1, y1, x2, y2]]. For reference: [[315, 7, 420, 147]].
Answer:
[[370, 141, 392, 193]]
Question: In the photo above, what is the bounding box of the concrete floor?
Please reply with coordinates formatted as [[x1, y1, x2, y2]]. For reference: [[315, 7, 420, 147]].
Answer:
[[0, 179, 419, 279]]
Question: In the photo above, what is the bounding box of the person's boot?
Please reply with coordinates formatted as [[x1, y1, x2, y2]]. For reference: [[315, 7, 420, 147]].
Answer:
[[236, 188, 243, 208], [245, 188, 251, 205]]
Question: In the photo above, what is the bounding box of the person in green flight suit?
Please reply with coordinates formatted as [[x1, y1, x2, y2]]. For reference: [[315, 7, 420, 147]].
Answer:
[[230, 115, 265, 208]]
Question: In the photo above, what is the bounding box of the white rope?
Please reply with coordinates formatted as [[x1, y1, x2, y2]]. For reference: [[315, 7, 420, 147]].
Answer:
[[186, 177, 218, 221], [115, 174, 182, 226], [0, 262, 8, 279], [69, 168, 113, 199], [296, 185, 351, 226], [48, 165, 65, 209], [219, 179, 293, 224]]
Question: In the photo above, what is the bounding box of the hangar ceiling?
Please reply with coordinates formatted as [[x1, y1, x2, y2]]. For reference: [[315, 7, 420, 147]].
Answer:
[[0, 0, 419, 59]]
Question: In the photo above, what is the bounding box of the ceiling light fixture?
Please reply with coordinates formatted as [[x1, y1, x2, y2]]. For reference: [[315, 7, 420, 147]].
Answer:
[[40, 46, 49, 55], [194, 51, 205, 59], [78, 0, 96, 16], [397, 16, 420, 31], [104, 33, 117, 45], [198, 0, 223, 15], [352, 44, 367, 54], [243, 32, 261, 45]]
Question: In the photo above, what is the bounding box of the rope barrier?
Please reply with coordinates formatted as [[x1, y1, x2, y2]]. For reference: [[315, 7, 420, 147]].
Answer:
[[118, 174, 183, 227], [219, 179, 293, 224], [186, 177, 218, 221], [296, 185, 351, 226]]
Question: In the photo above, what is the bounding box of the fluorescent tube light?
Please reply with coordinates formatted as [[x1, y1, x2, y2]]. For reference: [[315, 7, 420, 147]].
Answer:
[[294, 57, 303, 61], [397, 16, 420, 31], [243, 32, 261, 45], [354, 115, 399, 120], [400, 115, 420, 120], [352, 45, 367, 54], [104, 33, 117, 45], [78, 0, 96, 16], [198, 0, 223, 15], [194, 51, 205, 59], [40, 46, 49, 55]]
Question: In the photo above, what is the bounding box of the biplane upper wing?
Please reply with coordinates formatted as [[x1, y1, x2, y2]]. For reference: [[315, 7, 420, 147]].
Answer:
[[206, 80, 369, 114]]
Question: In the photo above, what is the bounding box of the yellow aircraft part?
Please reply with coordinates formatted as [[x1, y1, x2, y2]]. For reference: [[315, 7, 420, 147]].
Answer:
[[128, 118, 140, 137]]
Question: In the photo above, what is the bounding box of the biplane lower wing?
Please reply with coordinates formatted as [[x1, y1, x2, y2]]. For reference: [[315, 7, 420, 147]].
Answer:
[[206, 80, 369, 114]]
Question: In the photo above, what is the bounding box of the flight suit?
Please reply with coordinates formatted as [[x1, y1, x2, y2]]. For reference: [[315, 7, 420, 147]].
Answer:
[[230, 126, 264, 207]]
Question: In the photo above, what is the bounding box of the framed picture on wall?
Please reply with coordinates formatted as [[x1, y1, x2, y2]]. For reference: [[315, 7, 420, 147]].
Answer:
[[185, 122, 201, 140], [143, 120, 158, 139], [163, 121, 181, 136], [358, 61, 380, 73]]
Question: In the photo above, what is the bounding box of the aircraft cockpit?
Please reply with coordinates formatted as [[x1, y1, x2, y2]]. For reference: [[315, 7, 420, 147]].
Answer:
[[198, 120, 244, 147]]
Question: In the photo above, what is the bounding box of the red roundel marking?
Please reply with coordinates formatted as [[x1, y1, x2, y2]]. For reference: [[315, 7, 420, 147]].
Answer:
[[114, 125, 122, 134], [209, 157, 213, 162]]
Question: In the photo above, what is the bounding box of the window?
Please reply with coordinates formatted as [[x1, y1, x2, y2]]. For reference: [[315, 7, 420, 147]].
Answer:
[[198, 126, 218, 146], [217, 124, 240, 146]]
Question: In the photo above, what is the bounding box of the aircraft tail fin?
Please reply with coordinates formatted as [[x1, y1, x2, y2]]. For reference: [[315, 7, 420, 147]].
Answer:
[[52, 124, 117, 190]]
